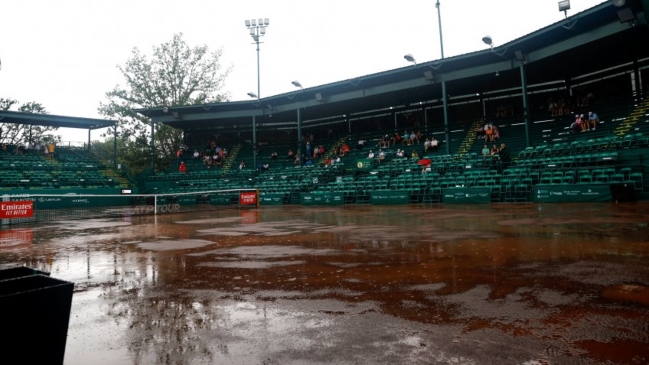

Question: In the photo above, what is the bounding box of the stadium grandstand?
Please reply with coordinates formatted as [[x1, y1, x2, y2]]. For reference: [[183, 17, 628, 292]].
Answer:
[[2, 0, 649, 224]]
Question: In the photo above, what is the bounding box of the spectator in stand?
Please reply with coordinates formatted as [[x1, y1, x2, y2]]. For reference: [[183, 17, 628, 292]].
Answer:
[[179, 161, 187, 173], [402, 130, 410, 146], [482, 144, 490, 156], [476, 121, 485, 139], [378, 149, 386, 163], [588, 111, 599, 130], [490, 144, 499, 156], [570, 118, 581, 134], [498, 143, 511, 165], [193, 150, 200, 160], [48, 142, 56, 158], [409, 131, 416, 146], [203, 155, 212, 169], [239, 160, 246, 170], [394, 133, 402, 146], [411, 149, 419, 159], [287, 149, 294, 160], [368, 150, 375, 159], [341, 143, 351, 156], [415, 131, 422, 145], [271, 151, 278, 159], [485, 125, 494, 142], [493, 126, 500, 141], [423, 138, 431, 153], [357, 139, 366, 150], [430, 137, 439, 152], [176, 148, 183, 166]]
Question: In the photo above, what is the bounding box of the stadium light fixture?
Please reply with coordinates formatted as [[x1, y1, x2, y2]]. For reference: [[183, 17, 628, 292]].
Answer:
[[247, 92, 257, 98], [291, 80, 303, 90], [558, 1, 570, 18], [482, 36, 507, 56], [404, 54, 417, 65], [245, 17, 269, 100]]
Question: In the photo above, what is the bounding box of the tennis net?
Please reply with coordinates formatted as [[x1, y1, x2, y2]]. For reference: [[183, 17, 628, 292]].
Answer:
[[0, 188, 259, 225]]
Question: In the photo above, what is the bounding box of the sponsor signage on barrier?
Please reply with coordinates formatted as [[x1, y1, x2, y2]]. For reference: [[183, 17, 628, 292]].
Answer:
[[0, 200, 34, 218], [442, 188, 491, 204], [533, 184, 612, 203], [370, 190, 410, 205], [240, 191, 258, 205], [259, 193, 285, 205], [300, 193, 344, 205]]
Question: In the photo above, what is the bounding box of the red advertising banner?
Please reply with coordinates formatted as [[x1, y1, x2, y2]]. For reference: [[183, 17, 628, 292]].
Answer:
[[0, 200, 34, 219], [239, 191, 257, 206]]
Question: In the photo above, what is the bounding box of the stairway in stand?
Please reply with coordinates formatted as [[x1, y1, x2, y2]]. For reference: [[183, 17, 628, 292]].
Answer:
[[456, 120, 481, 156], [222, 144, 241, 172], [614, 97, 649, 137]]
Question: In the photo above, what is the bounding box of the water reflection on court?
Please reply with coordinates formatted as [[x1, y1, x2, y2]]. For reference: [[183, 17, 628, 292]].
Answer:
[[1, 203, 648, 364]]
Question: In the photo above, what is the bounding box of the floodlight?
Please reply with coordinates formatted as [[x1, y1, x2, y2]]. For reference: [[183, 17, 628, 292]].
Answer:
[[260, 27, 266, 35], [481, 36, 493, 46], [264, 18, 270, 25], [249, 28, 255, 36], [245, 20, 251, 27], [251, 19, 257, 26], [404, 54, 416, 65], [258, 18, 263, 25], [247, 92, 257, 98], [558, 0, 570, 12], [291, 80, 303, 89]]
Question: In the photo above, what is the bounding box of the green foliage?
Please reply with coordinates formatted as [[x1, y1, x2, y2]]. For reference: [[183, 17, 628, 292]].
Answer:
[[99, 33, 231, 173], [0, 97, 60, 146]]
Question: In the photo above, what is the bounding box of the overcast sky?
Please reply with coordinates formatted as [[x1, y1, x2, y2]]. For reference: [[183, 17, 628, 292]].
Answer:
[[0, 0, 606, 142]]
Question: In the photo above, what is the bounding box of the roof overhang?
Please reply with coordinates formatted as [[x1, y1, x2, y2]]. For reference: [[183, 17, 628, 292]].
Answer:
[[0, 110, 116, 130]]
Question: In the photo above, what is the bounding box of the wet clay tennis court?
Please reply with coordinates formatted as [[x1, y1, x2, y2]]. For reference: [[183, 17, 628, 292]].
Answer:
[[1, 203, 649, 365]]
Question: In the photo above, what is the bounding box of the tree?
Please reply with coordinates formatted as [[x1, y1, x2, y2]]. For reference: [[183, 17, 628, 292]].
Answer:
[[99, 33, 232, 172], [0, 97, 60, 146]]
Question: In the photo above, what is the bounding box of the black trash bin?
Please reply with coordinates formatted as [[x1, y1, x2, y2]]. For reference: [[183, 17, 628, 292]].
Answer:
[[0, 272, 74, 365], [0, 266, 50, 280]]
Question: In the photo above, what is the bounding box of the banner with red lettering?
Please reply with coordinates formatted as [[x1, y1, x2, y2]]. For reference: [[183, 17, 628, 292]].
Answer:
[[239, 191, 257, 206], [0, 200, 34, 219]]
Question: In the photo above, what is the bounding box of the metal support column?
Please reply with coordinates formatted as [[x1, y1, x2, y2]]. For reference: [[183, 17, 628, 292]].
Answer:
[[520, 64, 530, 148], [252, 115, 257, 169], [442, 81, 450, 155], [297, 108, 302, 166]]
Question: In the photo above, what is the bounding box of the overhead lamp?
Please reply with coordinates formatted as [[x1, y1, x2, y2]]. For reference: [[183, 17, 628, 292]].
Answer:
[[481, 35, 493, 47], [291, 80, 303, 90], [482, 36, 506, 56], [247, 92, 257, 98], [404, 54, 416, 65], [558, 0, 570, 18]]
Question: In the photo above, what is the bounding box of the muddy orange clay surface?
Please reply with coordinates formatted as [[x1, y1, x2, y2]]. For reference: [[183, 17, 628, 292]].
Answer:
[[1, 203, 649, 365]]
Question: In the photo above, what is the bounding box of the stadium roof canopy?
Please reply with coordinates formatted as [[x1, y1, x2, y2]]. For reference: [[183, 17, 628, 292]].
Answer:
[[0, 110, 115, 130], [137, 0, 649, 133]]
